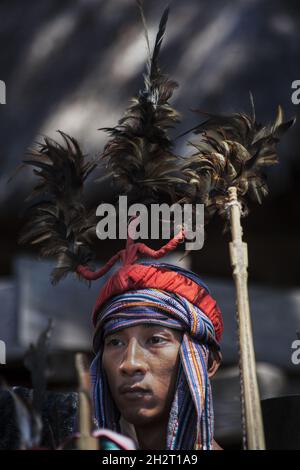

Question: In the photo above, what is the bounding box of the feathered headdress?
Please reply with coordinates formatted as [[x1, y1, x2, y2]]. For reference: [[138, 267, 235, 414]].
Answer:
[[19, 5, 188, 285]]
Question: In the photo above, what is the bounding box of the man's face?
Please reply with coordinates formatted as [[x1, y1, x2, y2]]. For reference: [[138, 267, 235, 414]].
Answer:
[[102, 324, 182, 426]]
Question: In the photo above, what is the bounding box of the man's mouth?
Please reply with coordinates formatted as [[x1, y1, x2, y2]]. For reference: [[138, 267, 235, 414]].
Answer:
[[119, 384, 152, 400]]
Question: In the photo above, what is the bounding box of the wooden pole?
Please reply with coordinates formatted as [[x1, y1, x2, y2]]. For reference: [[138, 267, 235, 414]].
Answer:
[[228, 186, 266, 450], [75, 353, 98, 450]]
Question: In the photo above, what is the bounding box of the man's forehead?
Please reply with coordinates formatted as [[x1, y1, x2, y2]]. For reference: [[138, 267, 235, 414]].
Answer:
[[106, 324, 173, 336]]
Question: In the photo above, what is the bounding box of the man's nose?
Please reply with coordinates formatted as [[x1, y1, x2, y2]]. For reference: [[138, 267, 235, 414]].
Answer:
[[119, 338, 148, 376]]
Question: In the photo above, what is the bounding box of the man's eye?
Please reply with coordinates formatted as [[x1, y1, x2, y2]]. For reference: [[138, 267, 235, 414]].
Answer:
[[148, 336, 165, 345], [107, 338, 122, 347]]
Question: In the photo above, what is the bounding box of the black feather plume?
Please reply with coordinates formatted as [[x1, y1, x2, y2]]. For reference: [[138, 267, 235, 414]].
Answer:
[[24, 319, 53, 414], [0, 380, 42, 449], [19, 131, 97, 284], [181, 99, 296, 224], [99, 4, 185, 205]]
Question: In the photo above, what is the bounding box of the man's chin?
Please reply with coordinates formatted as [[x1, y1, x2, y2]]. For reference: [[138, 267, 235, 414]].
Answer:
[[122, 409, 161, 427]]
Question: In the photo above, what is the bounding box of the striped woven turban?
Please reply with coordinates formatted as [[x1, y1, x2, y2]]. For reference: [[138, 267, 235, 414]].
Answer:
[[90, 262, 223, 450]]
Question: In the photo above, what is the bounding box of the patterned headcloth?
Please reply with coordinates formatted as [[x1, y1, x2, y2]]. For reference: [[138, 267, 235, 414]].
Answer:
[[90, 263, 222, 450]]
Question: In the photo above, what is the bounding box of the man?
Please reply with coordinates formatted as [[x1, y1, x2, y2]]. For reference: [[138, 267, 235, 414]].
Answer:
[[78, 227, 224, 450], [92, 292, 223, 450]]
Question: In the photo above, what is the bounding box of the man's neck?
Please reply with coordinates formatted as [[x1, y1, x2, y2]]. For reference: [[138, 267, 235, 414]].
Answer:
[[134, 418, 168, 450]]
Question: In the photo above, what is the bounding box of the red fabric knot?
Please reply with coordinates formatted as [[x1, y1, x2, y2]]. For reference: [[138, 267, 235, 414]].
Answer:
[[76, 217, 223, 342], [77, 216, 185, 279]]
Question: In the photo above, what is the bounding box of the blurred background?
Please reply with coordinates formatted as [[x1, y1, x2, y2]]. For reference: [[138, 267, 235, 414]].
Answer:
[[0, 0, 300, 448]]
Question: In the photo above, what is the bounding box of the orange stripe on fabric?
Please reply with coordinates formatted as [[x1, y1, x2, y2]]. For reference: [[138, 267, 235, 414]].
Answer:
[[188, 336, 205, 447]]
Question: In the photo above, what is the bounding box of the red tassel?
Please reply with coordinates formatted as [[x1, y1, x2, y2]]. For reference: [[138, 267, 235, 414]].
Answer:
[[76, 216, 185, 280]]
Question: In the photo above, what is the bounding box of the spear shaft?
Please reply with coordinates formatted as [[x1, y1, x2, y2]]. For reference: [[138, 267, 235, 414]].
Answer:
[[228, 186, 265, 450], [75, 353, 98, 450]]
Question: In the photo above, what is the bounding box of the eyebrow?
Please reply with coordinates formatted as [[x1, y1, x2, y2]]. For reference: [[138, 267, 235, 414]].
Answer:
[[143, 324, 169, 331], [105, 325, 170, 337]]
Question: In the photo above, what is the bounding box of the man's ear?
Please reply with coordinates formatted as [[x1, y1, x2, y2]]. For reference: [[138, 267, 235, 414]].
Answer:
[[207, 354, 221, 379]]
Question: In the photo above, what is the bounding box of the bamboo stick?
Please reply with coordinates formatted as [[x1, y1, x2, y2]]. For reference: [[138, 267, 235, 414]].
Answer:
[[228, 186, 266, 450], [75, 353, 98, 450]]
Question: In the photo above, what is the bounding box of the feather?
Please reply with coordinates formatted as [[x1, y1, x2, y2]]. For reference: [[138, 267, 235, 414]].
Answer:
[[19, 131, 97, 284], [23, 320, 53, 414], [181, 98, 296, 226], [0, 380, 42, 449], [98, 5, 185, 206]]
